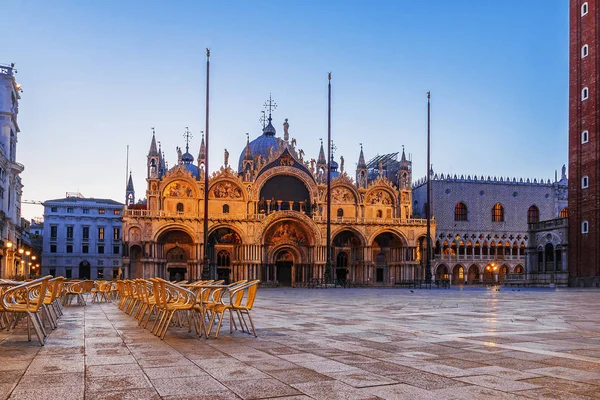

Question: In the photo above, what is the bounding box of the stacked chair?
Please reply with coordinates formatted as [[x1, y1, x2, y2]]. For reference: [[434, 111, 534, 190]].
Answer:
[[113, 278, 260, 340], [0, 276, 59, 345]]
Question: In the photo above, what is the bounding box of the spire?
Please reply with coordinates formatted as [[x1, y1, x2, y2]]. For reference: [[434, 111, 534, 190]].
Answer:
[[158, 142, 165, 173], [400, 145, 410, 168], [148, 128, 158, 156], [317, 139, 326, 165], [244, 133, 253, 160], [357, 143, 366, 168], [198, 132, 206, 160], [126, 172, 134, 191]]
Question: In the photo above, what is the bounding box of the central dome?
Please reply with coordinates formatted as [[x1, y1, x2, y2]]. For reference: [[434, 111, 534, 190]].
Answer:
[[238, 120, 278, 172]]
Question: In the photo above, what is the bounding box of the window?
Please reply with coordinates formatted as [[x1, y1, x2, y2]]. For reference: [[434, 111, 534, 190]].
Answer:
[[177, 203, 184, 213], [113, 227, 120, 240], [51, 207, 57, 212], [337, 208, 343, 218], [66, 245, 73, 253], [82, 226, 89, 240], [376, 210, 383, 218], [50, 244, 57, 253], [582, 44, 589, 58], [98, 245, 104, 254], [527, 205, 539, 224], [49, 268, 56, 277], [454, 202, 468, 221], [82, 245, 89, 254], [582, 175, 589, 188], [65, 269, 72, 279], [67, 207, 74, 213], [492, 203, 504, 222], [222, 204, 229, 214], [83, 209, 89, 214], [582, 130, 589, 143], [113, 209, 121, 215], [66, 226, 74, 239], [582, 2, 588, 15], [582, 87, 589, 100], [98, 260, 104, 266], [98, 227, 105, 240], [582, 220, 589, 234], [97, 269, 104, 278], [560, 207, 568, 218], [113, 246, 120, 255], [50, 225, 58, 239], [99, 209, 105, 214]]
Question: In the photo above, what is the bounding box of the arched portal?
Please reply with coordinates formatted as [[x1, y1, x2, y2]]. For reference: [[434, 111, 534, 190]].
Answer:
[[372, 232, 403, 284], [452, 264, 465, 285], [468, 264, 480, 284], [208, 227, 242, 284], [157, 229, 195, 281], [436, 264, 449, 281], [333, 229, 363, 283], [275, 249, 294, 286], [264, 220, 311, 285], [129, 245, 143, 278]]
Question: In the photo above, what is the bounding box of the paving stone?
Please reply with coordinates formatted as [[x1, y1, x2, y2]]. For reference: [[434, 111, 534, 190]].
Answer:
[[222, 377, 301, 399], [456, 374, 541, 392]]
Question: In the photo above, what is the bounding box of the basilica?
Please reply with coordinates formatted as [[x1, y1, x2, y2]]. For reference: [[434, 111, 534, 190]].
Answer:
[[122, 111, 431, 286]]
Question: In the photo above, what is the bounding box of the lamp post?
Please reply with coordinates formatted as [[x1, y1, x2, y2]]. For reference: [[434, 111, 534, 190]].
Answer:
[[4, 241, 12, 279], [18, 248, 24, 277], [31, 255, 37, 277], [25, 250, 31, 279]]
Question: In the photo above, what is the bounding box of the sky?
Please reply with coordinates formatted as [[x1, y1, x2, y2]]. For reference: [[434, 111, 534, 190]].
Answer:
[[2, 0, 568, 220]]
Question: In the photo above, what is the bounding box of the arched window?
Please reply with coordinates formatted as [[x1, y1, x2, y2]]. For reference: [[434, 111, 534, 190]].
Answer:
[[582, 176, 589, 188], [582, 44, 589, 58], [514, 265, 524, 274], [560, 207, 568, 218], [582, 220, 589, 234], [582, 130, 589, 143], [492, 203, 504, 222], [454, 202, 468, 221], [222, 204, 230, 214], [217, 250, 230, 267], [582, 2, 588, 16], [582, 87, 589, 100], [376, 210, 383, 218], [176, 203, 184, 213], [527, 205, 539, 224], [337, 208, 343, 218]]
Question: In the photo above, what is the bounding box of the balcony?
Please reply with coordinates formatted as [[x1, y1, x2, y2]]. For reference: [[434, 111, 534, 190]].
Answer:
[[123, 208, 431, 226]]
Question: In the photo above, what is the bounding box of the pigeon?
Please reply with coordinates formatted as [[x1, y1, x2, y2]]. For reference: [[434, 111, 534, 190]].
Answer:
[[410, 290, 414, 293]]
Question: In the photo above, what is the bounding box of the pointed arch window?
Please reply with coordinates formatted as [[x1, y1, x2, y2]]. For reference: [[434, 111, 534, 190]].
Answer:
[[454, 202, 468, 221], [176, 203, 184, 213], [337, 208, 343, 218], [217, 250, 231, 267], [527, 205, 539, 224], [223, 204, 230, 214], [560, 207, 568, 218], [492, 203, 504, 222]]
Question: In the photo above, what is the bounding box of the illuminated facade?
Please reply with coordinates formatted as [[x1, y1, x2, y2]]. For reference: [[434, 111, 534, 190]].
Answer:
[[123, 114, 432, 285], [0, 63, 25, 278]]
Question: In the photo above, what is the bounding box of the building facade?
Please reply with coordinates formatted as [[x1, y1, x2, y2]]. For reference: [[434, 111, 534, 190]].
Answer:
[[41, 194, 124, 279], [412, 170, 568, 285], [569, 0, 600, 287], [123, 113, 431, 285], [0, 64, 25, 279]]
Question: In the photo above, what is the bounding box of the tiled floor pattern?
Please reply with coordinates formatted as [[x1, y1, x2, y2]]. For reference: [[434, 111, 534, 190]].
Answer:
[[1, 287, 600, 399]]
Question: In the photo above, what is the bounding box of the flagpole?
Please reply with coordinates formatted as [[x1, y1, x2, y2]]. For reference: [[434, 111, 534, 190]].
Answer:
[[202, 48, 211, 280], [325, 72, 332, 284], [425, 91, 432, 284]]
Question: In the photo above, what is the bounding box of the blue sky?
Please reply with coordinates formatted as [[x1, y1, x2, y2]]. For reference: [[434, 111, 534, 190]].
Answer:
[[3, 0, 568, 220]]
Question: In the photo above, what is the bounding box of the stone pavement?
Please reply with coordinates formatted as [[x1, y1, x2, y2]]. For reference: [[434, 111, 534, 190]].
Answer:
[[1, 287, 600, 399]]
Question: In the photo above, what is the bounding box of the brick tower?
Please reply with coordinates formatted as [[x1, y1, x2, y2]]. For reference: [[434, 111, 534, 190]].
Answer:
[[569, 0, 600, 286]]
